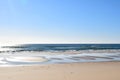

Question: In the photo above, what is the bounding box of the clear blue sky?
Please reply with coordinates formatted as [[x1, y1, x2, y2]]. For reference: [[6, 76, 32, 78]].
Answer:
[[0, 0, 120, 45]]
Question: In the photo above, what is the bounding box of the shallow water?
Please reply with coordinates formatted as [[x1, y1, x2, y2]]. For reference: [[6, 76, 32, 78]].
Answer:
[[0, 51, 120, 66]]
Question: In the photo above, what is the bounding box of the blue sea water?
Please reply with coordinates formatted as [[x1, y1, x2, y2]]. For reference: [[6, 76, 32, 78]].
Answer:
[[0, 44, 120, 66], [1, 44, 120, 52]]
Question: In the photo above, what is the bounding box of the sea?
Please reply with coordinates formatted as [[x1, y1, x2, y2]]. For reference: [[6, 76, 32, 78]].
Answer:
[[0, 44, 120, 66]]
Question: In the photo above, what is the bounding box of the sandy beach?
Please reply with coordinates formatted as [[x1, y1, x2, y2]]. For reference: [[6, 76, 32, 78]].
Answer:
[[0, 62, 120, 80]]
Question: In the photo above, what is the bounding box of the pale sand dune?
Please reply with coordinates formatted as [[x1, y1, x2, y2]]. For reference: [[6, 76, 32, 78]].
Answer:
[[0, 62, 120, 80]]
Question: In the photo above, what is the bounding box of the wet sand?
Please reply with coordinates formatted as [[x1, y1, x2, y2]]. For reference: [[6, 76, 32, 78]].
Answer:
[[0, 62, 120, 80]]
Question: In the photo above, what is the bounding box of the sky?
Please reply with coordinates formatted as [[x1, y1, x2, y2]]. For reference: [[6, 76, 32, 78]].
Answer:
[[0, 0, 120, 45]]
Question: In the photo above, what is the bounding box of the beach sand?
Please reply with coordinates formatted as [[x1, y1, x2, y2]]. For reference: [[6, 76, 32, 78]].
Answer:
[[0, 62, 120, 80]]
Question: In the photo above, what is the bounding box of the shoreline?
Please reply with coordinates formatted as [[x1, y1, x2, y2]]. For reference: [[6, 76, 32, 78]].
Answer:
[[0, 61, 120, 67], [0, 62, 120, 80]]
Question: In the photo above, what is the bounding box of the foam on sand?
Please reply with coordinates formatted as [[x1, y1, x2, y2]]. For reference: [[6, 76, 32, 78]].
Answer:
[[7, 56, 47, 62]]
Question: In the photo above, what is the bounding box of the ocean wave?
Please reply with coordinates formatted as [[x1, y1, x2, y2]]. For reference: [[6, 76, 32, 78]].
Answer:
[[1, 44, 120, 53]]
